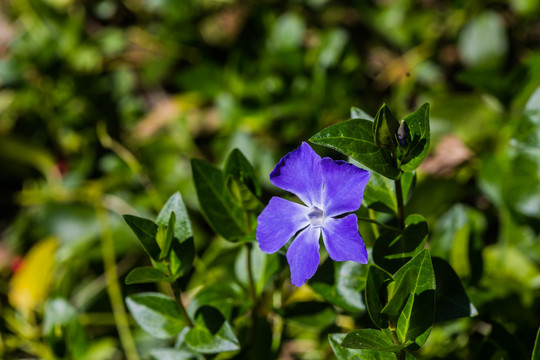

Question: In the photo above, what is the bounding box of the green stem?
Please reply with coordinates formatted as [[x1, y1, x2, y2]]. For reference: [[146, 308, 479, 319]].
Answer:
[[171, 282, 194, 328], [395, 177, 405, 230], [389, 323, 406, 360], [246, 243, 257, 306], [368, 209, 380, 238], [97, 207, 140, 360], [357, 217, 401, 232]]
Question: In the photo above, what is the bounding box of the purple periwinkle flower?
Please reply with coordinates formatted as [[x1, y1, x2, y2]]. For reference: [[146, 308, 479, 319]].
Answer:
[[256, 142, 370, 287]]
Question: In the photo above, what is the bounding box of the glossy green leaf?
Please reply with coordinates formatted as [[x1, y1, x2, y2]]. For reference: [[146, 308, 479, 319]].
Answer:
[[341, 329, 410, 352], [329, 334, 395, 360], [381, 268, 416, 319], [310, 119, 400, 179], [400, 103, 430, 171], [156, 192, 192, 242], [362, 171, 397, 214], [185, 306, 240, 354], [365, 265, 393, 329], [126, 292, 186, 339], [373, 104, 400, 151], [224, 148, 261, 197], [123, 215, 161, 261], [158, 212, 175, 260], [351, 107, 374, 121], [125, 266, 168, 285], [169, 237, 195, 280], [373, 215, 428, 273], [191, 159, 246, 241], [187, 283, 244, 320], [432, 257, 477, 323], [394, 250, 435, 347], [533, 325, 540, 360]]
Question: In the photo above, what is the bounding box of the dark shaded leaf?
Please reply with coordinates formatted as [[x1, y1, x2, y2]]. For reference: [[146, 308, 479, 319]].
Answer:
[[310, 119, 400, 179], [125, 266, 169, 285], [373, 215, 428, 273], [432, 257, 477, 322], [224, 148, 261, 197], [365, 265, 393, 329], [185, 306, 240, 354], [170, 237, 195, 280], [123, 215, 161, 261], [476, 322, 528, 360], [400, 103, 430, 171], [373, 104, 400, 151], [191, 159, 246, 241]]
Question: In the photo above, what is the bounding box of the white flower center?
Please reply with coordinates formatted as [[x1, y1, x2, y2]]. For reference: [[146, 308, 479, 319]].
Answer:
[[307, 206, 325, 227]]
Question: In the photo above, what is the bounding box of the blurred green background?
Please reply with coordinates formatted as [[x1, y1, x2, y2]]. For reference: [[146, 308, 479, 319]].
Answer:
[[1, 0, 540, 359]]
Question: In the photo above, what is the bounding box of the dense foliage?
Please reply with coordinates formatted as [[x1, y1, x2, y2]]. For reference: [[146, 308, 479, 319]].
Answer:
[[1, 0, 540, 359]]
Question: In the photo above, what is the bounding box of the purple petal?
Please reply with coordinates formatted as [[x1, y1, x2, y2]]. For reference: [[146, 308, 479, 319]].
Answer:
[[257, 197, 310, 254], [321, 158, 370, 217], [286, 225, 321, 286], [270, 142, 323, 207], [321, 214, 368, 263]]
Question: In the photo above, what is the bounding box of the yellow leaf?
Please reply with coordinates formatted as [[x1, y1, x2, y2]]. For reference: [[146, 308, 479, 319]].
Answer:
[[9, 237, 58, 315]]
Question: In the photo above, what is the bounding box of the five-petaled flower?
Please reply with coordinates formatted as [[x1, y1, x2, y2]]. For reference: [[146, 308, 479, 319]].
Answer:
[[256, 142, 370, 287]]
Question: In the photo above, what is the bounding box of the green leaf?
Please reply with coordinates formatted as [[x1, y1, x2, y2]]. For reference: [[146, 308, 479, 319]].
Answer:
[[224, 148, 261, 197], [373, 104, 400, 151], [156, 192, 192, 242], [362, 171, 397, 214], [225, 174, 263, 212], [365, 265, 393, 329], [432, 257, 477, 323], [125, 266, 169, 285], [351, 107, 374, 121], [310, 119, 400, 179], [159, 212, 176, 260], [126, 292, 186, 339], [400, 103, 430, 172], [533, 325, 540, 360], [187, 283, 244, 320], [329, 334, 395, 360], [185, 306, 240, 354], [311, 260, 367, 313], [191, 159, 246, 241], [341, 329, 410, 352], [381, 268, 417, 319], [373, 215, 428, 273], [123, 215, 161, 261], [169, 237, 195, 280], [394, 250, 435, 348]]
